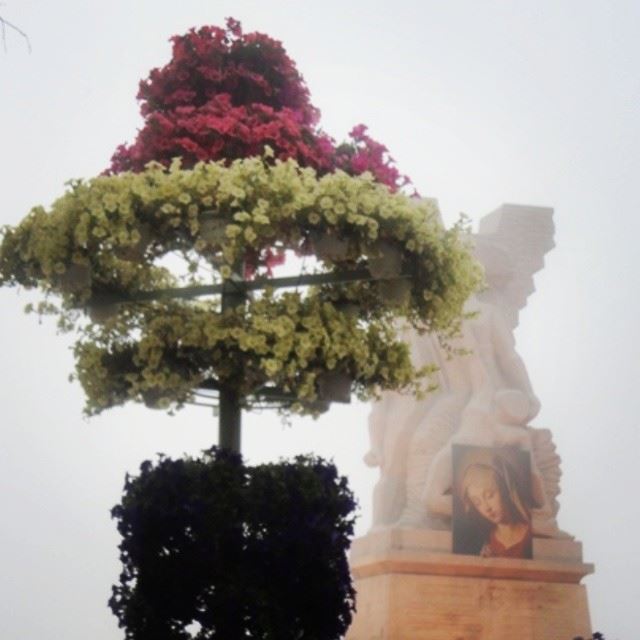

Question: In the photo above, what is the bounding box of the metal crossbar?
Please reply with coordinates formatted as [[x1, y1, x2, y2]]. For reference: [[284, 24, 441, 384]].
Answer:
[[89, 267, 411, 306]]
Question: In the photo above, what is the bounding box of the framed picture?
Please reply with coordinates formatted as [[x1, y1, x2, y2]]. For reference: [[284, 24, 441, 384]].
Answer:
[[452, 445, 534, 559]]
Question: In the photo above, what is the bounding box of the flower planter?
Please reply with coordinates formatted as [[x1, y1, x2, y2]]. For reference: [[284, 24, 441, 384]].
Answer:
[[378, 278, 411, 306], [367, 240, 402, 279], [310, 231, 350, 262], [334, 300, 360, 318], [87, 303, 120, 323], [199, 216, 228, 246], [56, 263, 92, 294], [302, 398, 331, 414], [317, 371, 352, 404], [142, 387, 171, 409], [114, 224, 151, 262]]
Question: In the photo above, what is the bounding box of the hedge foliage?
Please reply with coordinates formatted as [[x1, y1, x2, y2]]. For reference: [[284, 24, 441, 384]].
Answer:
[[110, 448, 356, 640]]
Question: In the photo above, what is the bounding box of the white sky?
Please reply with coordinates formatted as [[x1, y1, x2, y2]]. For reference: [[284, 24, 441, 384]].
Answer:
[[1, 1, 638, 638]]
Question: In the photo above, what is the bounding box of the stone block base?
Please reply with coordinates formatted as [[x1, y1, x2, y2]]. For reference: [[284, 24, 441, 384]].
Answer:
[[346, 529, 593, 640]]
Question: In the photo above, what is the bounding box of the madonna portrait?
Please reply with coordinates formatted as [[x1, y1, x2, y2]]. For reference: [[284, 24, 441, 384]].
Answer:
[[452, 445, 534, 559]]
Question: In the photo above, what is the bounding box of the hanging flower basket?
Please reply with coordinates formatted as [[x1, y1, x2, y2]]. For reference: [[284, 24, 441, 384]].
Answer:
[[333, 299, 360, 318], [114, 224, 152, 262], [310, 230, 350, 262], [142, 387, 171, 410], [56, 263, 92, 294], [317, 371, 353, 404], [87, 302, 121, 324], [378, 278, 412, 307], [367, 240, 403, 279], [301, 398, 331, 414], [198, 212, 228, 246]]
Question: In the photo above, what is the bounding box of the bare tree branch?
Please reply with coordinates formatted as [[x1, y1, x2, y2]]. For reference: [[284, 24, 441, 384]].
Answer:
[[0, 13, 31, 52]]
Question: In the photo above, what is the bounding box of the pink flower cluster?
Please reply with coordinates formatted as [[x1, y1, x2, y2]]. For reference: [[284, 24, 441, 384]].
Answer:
[[109, 19, 410, 192], [335, 124, 411, 193], [110, 95, 335, 175]]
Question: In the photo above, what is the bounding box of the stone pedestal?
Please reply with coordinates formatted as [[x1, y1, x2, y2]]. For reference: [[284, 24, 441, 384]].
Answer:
[[346, 529, 593, 640]]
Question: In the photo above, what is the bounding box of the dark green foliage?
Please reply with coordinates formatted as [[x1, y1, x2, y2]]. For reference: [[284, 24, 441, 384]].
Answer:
[[244, 460, 356, 638], [109, 448, 356, 640]]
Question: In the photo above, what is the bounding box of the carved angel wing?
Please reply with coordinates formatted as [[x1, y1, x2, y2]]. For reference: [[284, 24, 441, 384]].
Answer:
[[529, 427, 562, 517], [475, 204, 555, 330]]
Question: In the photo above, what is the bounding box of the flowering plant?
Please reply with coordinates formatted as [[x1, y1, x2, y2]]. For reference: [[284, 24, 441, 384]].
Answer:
[[109, 19, 409, 191], [0, 156, 481, 415]]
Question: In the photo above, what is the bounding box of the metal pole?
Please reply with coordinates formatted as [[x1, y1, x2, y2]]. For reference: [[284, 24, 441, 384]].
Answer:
[[219, 385, 241, 452], [218, 262, 245, 452]]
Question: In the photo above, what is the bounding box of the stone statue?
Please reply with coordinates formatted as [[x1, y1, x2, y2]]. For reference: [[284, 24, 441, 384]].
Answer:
[[365, 204, 565, 537]]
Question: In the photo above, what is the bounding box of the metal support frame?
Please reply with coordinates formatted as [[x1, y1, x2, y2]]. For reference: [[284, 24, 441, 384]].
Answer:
[[89, 267, 409, 306]]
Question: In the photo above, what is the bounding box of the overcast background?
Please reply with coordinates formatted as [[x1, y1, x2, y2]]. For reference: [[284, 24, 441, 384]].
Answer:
[[1, 1, 638, 638]]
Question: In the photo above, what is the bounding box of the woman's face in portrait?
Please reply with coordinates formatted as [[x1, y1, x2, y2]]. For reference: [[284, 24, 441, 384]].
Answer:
[[465, 467, 505, 525]]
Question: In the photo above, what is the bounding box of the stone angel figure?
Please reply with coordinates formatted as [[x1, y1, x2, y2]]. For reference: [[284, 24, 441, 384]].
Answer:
[[365, 204, 566, 537]]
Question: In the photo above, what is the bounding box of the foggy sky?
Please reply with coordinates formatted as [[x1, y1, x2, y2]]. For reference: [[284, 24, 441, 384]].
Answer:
[[1, 2, 638, 638]]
